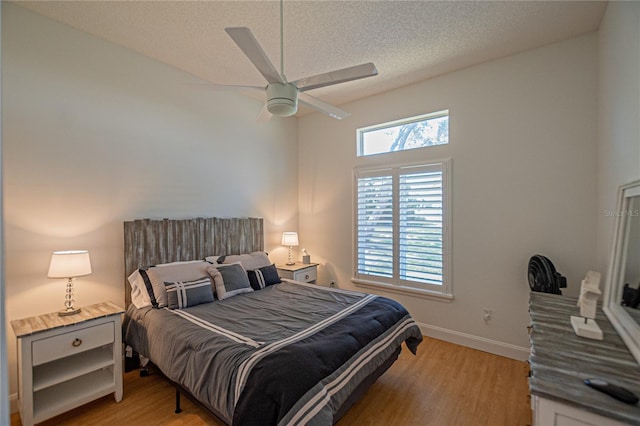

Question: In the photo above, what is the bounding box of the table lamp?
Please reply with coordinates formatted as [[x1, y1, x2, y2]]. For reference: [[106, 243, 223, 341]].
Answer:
[[48, 250, 92, 316], [281, 232, 299, 265]]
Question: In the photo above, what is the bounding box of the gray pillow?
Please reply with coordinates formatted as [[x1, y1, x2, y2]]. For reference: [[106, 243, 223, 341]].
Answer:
[[164, 276, 214, 309], [207, 263, 253, 300]]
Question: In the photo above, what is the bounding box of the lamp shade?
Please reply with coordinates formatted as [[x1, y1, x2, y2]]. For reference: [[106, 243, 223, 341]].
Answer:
[[48, 250, 92, 278], [281, 232, 299, 246]]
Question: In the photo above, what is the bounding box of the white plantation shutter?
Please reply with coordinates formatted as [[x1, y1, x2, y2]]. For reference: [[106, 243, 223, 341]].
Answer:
[[355, 160, 450, 295], [399, 166, 443, 286], [356, 171, 394, 278]]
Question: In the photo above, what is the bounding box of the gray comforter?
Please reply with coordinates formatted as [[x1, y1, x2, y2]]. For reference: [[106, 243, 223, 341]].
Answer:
[[124, 280, 423, 425]]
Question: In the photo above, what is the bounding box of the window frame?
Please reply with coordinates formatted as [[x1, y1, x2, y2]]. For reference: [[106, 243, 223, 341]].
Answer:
[[357, 109, 449, 157], [352, 158, 453, 301]]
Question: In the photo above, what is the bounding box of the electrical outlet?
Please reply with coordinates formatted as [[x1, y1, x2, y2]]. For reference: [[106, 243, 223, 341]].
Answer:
[[483, 308, 492, 322]]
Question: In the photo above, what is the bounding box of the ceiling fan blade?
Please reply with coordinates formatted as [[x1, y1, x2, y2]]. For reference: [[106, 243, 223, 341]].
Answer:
[[185, 83, 264, 93], [298, 92, 351, 120], [256, 103, 272, 122], [293, 63, 378, 92], [225, 27, 284, 85]]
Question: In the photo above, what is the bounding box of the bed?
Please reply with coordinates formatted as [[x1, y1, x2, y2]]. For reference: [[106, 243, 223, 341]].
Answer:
[[122, 217, 423, 425]]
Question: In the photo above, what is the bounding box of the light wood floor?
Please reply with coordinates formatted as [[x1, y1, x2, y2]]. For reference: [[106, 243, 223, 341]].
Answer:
[[11, 337, 531, 426]]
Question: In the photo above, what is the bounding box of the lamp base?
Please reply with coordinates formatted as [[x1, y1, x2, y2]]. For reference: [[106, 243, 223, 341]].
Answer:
[[58, 307, 81, 317], [286, 244, 296, 266]]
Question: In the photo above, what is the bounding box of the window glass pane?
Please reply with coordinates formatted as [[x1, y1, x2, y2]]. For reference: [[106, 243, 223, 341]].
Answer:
[[356, 175, 393, 278], [358, 111, 449, 156], [399, 170, 443, 285]]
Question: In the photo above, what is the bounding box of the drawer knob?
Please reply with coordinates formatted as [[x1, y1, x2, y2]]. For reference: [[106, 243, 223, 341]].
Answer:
[[72, 338, 83, 347], [305, 274, 310, 280]]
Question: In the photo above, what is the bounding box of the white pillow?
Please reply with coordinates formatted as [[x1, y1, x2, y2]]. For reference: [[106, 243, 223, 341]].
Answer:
[[213, 251, 271, 271], [128, 270, 152, 309]]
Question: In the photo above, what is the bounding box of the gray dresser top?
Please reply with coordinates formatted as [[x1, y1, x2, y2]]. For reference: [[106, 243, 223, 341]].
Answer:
[[529, 292, 640, 425]]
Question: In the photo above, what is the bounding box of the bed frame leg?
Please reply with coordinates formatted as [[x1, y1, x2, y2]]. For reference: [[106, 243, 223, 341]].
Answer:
[[175, 388, 182, 414]]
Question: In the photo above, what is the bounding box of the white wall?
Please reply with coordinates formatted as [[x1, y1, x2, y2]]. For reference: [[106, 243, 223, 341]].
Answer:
[[2, 3, 298, 404], [0, 3, 8, 423], [298, 34, 598, 358], [596, 2, 640, 272]]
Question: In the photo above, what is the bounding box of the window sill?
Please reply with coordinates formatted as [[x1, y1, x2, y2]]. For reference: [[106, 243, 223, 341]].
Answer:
[[352, 279, 453, 302]]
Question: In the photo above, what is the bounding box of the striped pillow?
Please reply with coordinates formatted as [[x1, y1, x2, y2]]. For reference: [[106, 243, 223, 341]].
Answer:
[[247, 264, 281, 290], [141, 260, 211, 308], [164, 276, 214, 309]]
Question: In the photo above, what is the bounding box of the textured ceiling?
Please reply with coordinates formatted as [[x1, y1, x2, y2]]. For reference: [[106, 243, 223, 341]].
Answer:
[[16, 0, 607, 116]]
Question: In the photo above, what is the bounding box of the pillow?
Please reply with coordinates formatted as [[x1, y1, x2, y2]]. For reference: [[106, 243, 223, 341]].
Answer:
[[128, 269, 153, 309], [164, 276, 214, 309], [156, 260, 205, 267], [247, 264, 281, 290], [207, 262, 253, 300], [213, 251, 271, 271], [142, 261, 212, 308]]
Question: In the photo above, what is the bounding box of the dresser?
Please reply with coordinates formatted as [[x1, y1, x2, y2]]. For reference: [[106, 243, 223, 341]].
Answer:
[[529, 292, 640, 425], [11, 301, 124, 426]]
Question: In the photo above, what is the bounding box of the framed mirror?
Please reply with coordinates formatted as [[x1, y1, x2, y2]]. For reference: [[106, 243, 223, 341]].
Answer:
[[603, 179, 640, 365]]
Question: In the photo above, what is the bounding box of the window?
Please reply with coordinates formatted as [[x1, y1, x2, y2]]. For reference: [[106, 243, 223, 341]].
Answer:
[[357, 110, 449, 157], [354, 160, 451, 298]]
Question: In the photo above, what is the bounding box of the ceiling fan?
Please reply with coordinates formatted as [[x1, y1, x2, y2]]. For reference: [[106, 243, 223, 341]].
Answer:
[[221, 1, 378, 120]]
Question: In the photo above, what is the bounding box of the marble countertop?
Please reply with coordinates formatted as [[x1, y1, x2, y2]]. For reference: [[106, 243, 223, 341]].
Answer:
[[529, 292, 640, 425], [10, 301, 124, 337]]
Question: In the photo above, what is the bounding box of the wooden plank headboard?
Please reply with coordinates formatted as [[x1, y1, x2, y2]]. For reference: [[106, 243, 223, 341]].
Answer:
[[123, 217, 263, 307]]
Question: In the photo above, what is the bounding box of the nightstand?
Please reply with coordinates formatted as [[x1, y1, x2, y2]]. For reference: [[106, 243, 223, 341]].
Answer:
[[277, 262, 318, 283], [10, 301, 124, 426]]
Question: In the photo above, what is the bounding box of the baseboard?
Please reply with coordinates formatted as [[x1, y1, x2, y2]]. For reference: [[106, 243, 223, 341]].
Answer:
[[417, 322, 530, 361], [10, 392, 18, 413]]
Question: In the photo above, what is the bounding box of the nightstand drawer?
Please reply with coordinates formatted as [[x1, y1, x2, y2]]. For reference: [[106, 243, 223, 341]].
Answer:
[[32, 322, 114, 366], [294, 268, 317, 283]]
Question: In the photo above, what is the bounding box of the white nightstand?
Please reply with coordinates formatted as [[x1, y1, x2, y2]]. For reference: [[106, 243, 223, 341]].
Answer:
[[11, 301, 124, 426], [277, 262, 318, 283]]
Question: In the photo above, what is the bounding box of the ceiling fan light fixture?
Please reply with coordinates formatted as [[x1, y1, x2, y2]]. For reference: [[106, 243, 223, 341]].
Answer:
[[267, 83, 298, 117], [223, 2, 377, 121]]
